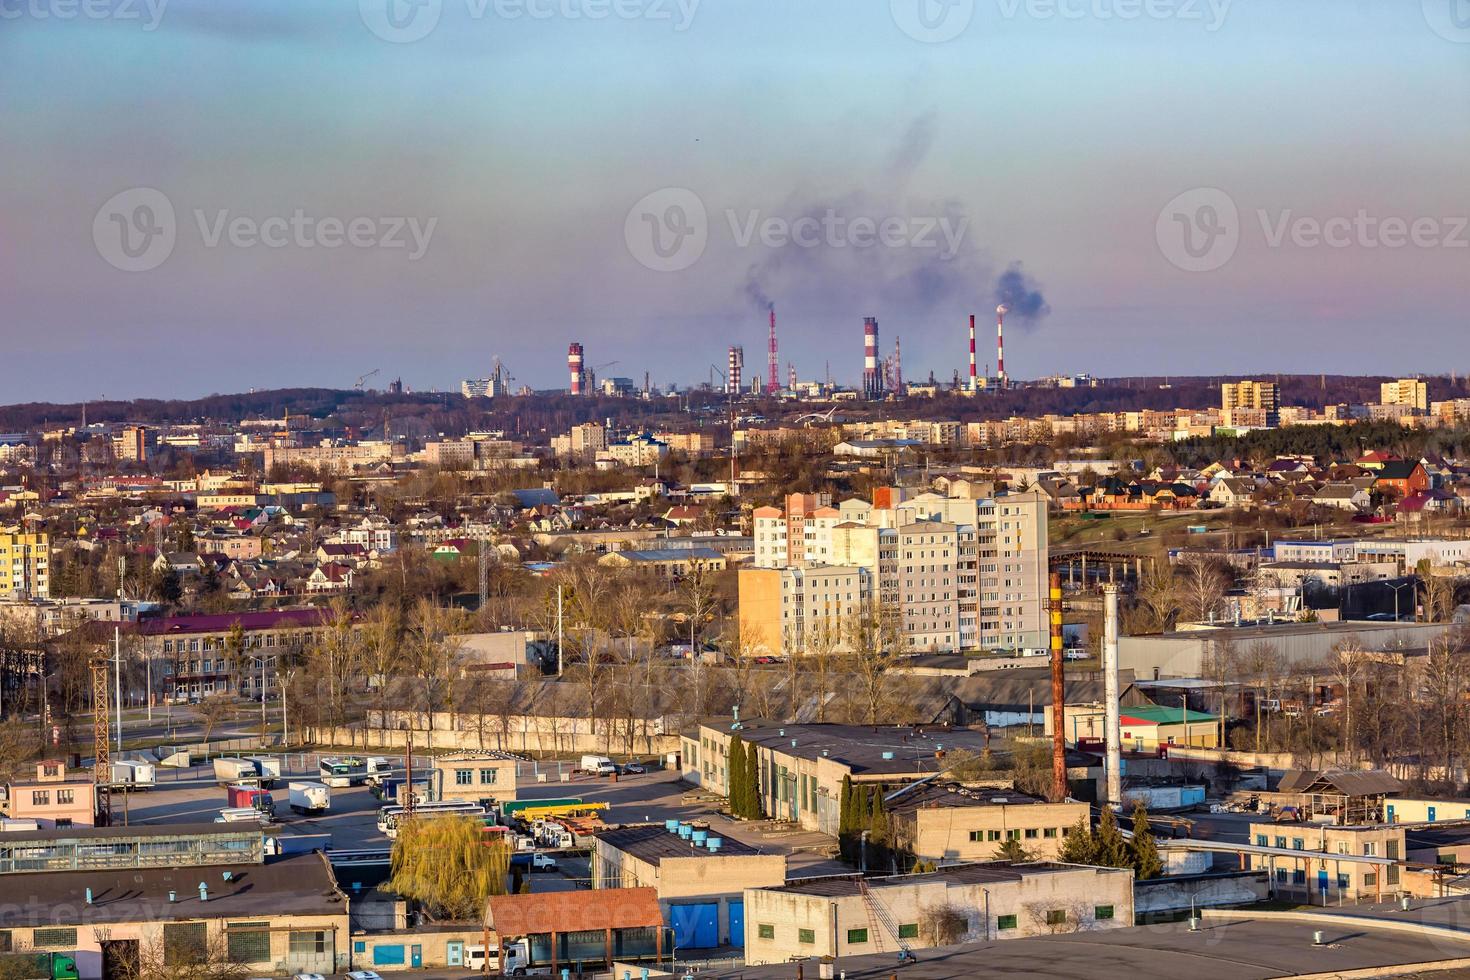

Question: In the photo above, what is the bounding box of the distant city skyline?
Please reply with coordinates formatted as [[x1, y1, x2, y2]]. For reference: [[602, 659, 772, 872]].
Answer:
[[3, 0, 1468, 402]]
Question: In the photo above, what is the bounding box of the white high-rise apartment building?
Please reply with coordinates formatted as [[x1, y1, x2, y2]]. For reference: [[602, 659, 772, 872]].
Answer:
[[749, 488, 1049, 653]]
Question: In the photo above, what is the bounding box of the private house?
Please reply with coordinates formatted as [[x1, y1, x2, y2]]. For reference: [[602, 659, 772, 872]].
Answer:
[[1374, 461, 1430, 499]]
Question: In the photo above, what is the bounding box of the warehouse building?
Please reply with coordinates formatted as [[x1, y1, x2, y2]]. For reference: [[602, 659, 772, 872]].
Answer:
[[742, 862, 1133, 965]]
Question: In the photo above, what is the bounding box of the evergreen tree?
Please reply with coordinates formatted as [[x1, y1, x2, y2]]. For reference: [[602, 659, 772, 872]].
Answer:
[[1094, 806, 1132, 868], [994, 837, 1034, 863], [838, 775, 855, 860], [1130, 803, 1165, 880], [1058, 815, 1097, 864], [727, 735, 746, 818], [746, 742, 763, 819]]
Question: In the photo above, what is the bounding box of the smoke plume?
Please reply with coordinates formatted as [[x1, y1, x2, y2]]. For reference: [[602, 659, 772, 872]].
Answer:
[[994, 263, 1050, 327]]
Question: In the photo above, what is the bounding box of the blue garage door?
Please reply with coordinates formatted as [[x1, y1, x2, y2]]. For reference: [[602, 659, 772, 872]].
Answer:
[[728, 900, 745, 947], [670, 903, 719, 950], [373, 945, 406, 966]]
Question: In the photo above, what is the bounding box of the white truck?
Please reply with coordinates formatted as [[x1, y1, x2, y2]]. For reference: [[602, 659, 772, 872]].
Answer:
[[365, 757, 396, 785], [0, 818, 40, 832], [465, 940, 531, 976], [216, 807, 265, 823], [579, 754, 616, 775], [109, 760, 156, 790], [245, 756, 282, 788], [213, 758, 259, 785], [287, 781, 330, 814]]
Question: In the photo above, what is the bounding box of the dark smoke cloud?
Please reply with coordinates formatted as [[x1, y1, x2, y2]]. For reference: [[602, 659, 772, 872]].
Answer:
[[994, 263, 1051, 327]]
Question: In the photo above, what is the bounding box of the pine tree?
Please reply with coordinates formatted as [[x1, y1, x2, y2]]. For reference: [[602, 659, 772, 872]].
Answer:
[[838, 775, 855, 860], [1094, 806, 1132, 869], [1058, 815, 1097, 865], [747, 741, 763, 819], [994, 837, 1033, 863], [727, 735, 746, 818], [1130, 803, 1165, 880]]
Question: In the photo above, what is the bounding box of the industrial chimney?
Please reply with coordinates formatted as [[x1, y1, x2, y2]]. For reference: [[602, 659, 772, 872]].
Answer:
[[767, 307, 779, 395], [1103, 583, 1123, 810], [996, 305, 1009, 386], [568, 342, 585, 396], [968, 314, 977, 390], [862, 317, 883, 400]]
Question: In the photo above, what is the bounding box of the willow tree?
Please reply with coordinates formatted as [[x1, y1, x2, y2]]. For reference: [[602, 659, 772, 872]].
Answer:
[[389, 815, 508, 921]]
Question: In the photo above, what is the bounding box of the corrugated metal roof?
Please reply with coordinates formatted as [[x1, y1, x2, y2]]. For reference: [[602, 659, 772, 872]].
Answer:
[[487, 887, 662, 935]]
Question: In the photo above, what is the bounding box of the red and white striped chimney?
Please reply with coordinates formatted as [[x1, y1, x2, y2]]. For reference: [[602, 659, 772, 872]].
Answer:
[[862, 316, 881, 399], [968, 314, 977, 387], [568, 342, 584, 396]]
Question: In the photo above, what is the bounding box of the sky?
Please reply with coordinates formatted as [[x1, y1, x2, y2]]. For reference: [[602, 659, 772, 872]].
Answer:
[[1, 0, 1467, 401]]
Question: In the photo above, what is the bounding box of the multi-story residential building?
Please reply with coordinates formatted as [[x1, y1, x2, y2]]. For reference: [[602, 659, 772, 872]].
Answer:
[[114, 424, 150, 462], [1221, 380, 1281, 427], [737, 565, 870, 656], [652, 431, 716, 456], [551, 422, 607, 460], [0, 530, 49, 599], [339, 516, 399, 553], [261, 441, 398, 472], [601, 433, 669, 467], [1380, 378, 1429, 412]]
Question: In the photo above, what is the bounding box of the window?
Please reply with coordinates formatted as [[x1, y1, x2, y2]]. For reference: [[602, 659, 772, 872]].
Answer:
[[1043, 828, 1058, 839], [1255, 834, 1268, 847], [1337, 873, 1350, 889], [479, 768, 498, 784], [227, 924, 271, 964], [1364, 873, 1378, 886], [898, 924, 918, 939], [1274, 868, 1288, 883], [1045, 910, 1067, 926], [1363, 842, 1377, 857], [1292, 869, 1306, 885], [798, 929, 815, 945], [846, 929, 868, 945], [996, 915, 1017, 931], [1094, 906, 1114, 920], [1292, 838, 1304, 851], [757, 924, 775, 940], [33, 929, 77, 949], [31, 791, 49, 806], [163, 923, 207, 964], [0, 931, 11, 953], [289, 931, 328, 955], [1274, 836, 1286, 849], [455, 769, 473, 786], [987, 830, 1001, 842], [42, 764, 59, 778], [1024, 828, 1038, 840], [968, 831, 983, 842], [1336, 841, 1349, 855], [57, 790, 74, 805], [1006, 830, 1020, 841]]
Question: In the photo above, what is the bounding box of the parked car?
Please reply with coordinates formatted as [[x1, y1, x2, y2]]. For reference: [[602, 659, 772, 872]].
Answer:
[[291, 973, 325, 980], [346, 971, 383, 980], [617, 762, 646, 775]]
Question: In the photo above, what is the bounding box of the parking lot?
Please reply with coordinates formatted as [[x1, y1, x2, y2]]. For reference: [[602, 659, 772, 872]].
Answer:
[[118, 760, 846, 876]]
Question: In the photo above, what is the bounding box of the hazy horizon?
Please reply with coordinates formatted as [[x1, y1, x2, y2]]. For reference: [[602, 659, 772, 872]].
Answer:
[[4, 0, 1468, 401]]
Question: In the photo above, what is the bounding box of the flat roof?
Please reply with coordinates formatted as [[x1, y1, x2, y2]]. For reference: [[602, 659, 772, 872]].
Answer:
[[1137, 620, 1447, 642], [770, 861, 1093, 897], [595, 825, 763, 864], [716, 914, 1470, 979], [699, 721, 993, 777], [0, 822, 255, 844], [885, 783, 1054, 814], [0, 853, 342, 927]]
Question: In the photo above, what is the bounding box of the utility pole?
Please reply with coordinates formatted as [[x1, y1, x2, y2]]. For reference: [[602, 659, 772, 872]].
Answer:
[[92, 658, 111, 826], [556, 584, 564, 676], [113, 627, 122, 753]]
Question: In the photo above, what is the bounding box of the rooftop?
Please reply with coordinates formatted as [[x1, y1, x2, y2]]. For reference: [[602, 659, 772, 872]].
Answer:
[[770, 861, 1096, 897], [594, 824, 763, 864], [702, 721, 994, 777], [885, 783, 1054, 814], [0, 853, 342, 927]]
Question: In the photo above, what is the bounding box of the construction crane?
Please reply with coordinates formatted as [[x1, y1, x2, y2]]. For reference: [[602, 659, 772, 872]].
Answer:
[[354, 369, 380, 390], [587, 361, 619, 392], [92, 657, 111, 826]]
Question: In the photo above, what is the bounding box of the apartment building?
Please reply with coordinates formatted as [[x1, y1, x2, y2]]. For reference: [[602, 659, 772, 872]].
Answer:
[[0, 530, 49, 599], [551, 422, 606, 460], [1247, 821, 1403, 902], [600, 433, 668, 467], [1380, 378, 1429, 412], [737, 565, 870, 657], [1221, 380, 1281, 427]]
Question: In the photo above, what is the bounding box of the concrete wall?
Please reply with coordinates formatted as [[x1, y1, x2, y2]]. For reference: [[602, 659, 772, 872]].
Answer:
[[1134, 872, 1269, 915], [353, 928, 486, 971], [358, 712, 679, 757], [1386, 797, 1470, 824], [1120, 622, 1452, 679]]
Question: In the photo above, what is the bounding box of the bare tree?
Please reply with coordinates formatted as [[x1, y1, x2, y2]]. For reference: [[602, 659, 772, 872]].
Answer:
[[1179, 556, 1234, 623], [844, 599, 903, 725]]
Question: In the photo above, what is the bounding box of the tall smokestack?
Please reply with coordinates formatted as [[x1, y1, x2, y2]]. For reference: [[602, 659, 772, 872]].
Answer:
[[727, 346, 743, 396], [568, 342, 584, 396], [788, 362, 796, 392], [862, 316, 882, 400], [767, 307, 779, 395], [893, 336, 902, 393], [996, 305, 1008, 385], [1049, 572, 1067, 804], [968, 314, 977, 388], [1103, 583, 1123, 810]]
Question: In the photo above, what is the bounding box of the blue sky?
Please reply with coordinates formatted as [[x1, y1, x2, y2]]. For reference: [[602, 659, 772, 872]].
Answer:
[[2, 0, 1467, 400]]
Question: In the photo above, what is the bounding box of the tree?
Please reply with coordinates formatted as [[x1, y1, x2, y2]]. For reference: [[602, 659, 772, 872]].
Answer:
[[1093, 806, 1131, 868], [1179, 556, 1234, 623], [1129, 803, 1164, 880], [114, 932, 247, 980], [1058, 815, 1097, 864], [389, 814, 510, 920], [746, 740, 764, 819], [994, 837, 1033, 862], [193, 693, 234, 745], [844, 598, 903, 725], [727, 734, 747, 817]]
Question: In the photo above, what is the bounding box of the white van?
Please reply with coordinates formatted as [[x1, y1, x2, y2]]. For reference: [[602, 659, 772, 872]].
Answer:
[[579, 755, 616, 775]]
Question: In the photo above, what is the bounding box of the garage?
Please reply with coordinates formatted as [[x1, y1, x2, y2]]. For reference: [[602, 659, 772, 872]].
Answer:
[[728, 900, 744, 947], [372, 944, 405, 967], [669, 902, 719, 950]]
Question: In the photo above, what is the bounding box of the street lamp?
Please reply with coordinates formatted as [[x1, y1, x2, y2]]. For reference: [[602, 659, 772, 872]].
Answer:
[[1387, 581, 1414, 622]]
